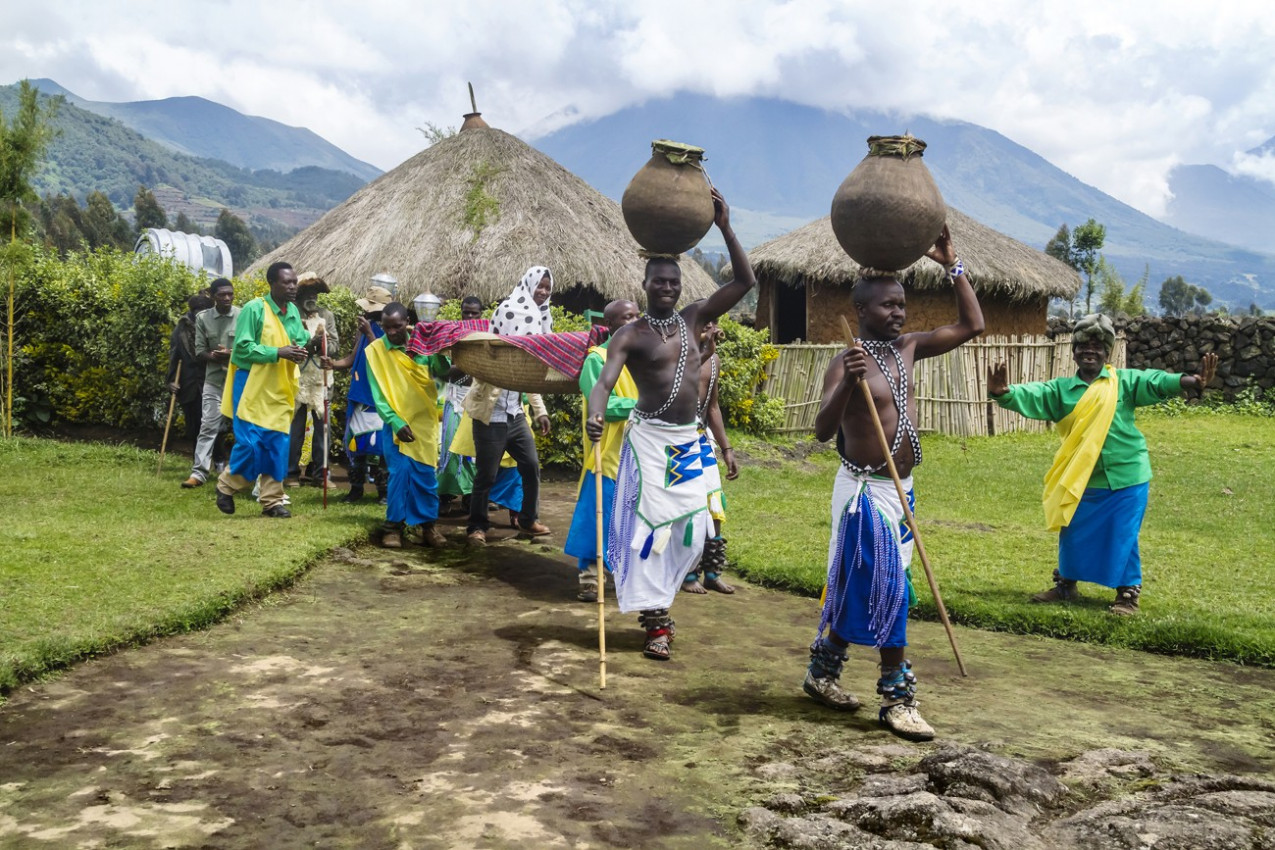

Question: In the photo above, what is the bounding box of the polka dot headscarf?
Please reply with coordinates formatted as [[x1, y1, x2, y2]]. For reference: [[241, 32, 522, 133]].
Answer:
[[491, 265, 553, 337]]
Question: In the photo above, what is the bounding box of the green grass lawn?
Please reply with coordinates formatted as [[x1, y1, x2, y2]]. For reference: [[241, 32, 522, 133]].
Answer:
[[727, 415, 1275, 666], [0, 437, 383, 693]]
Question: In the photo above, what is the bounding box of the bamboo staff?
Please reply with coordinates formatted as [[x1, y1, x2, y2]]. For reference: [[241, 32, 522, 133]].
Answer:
[[320, 325, 330, 510], [838, 316, 967, 677], [157, 361, 181, 476], [594, 439, 607, 689]]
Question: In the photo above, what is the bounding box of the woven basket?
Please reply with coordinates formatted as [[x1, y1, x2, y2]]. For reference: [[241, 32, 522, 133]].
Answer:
[[451, 334, 578, 395]]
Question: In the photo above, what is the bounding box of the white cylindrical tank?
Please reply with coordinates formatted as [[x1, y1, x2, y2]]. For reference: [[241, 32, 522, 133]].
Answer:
[[135, 228, 234, 278]]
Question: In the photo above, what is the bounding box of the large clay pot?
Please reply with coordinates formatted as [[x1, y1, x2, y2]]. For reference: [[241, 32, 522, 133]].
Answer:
[[830, 135, 946, 272], [621, 140, 714, 255]]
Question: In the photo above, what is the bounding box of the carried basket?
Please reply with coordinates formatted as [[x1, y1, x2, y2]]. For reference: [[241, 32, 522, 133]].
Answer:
[[450, 333, 578, 395]]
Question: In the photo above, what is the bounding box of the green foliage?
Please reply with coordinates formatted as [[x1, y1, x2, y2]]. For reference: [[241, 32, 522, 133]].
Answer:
[[1046, 219, 1106, 313], [1096, 259, 1147, 317], [715, 317, 784, 434], [461, 160, 502, 239], [132, 185, 166, 232], [0, 79, 62, 237], [215, 208, 258, 270], [1141, 384, 1275, 419], [1158, 274, 1213, 317], [534, 306, 589, 470], [418, 122, 458, 146], [173, 211, 199, 234]]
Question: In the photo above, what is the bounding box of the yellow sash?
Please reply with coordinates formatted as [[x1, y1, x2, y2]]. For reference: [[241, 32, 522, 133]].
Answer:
[[364, 341, 440, 468], [579, 346, 637, 482], [1042, 367, 1119, 531], [450, 411, 518, 468], [220, 301, 298, 433]]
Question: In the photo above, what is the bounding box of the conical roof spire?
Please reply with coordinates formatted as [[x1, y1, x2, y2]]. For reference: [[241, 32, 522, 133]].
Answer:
[[460, 82, 489, 131]]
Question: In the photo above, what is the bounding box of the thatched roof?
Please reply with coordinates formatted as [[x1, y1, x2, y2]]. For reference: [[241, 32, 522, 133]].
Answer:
[[248, 124, 717, 305], [733, 207, 1080, 300]]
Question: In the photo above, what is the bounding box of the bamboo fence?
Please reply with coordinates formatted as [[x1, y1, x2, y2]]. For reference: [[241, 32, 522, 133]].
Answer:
[[762, 334, 1126, 437]]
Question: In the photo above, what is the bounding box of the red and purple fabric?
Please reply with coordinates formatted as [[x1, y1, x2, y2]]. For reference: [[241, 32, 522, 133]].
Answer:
[[407, 320, 610, 380]]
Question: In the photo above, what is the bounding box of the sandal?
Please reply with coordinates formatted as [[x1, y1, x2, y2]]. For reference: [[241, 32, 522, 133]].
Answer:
[[643, 633, 671, 661]]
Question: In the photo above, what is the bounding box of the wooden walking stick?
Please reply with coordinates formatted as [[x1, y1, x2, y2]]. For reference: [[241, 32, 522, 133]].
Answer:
[[157, 360, 181, 477], [838, 316, 968, 677], [320, 326, 330, 510], [594, 438, 608, 689]]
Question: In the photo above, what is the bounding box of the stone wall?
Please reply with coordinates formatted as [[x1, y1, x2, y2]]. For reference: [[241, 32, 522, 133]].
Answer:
[[1047, 315, 1275, 397]]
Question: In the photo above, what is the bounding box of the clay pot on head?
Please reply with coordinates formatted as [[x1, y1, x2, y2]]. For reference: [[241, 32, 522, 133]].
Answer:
[[621, 140, 715, 255], [830, 135, 946, 272]]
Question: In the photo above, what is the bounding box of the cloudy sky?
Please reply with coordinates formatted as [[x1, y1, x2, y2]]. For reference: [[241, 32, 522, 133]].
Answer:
[[3, 1, 1272, 218]]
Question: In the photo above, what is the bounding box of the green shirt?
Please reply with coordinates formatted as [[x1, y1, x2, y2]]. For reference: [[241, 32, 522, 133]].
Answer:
[[194, 305, 240, 390], [993, 366, 1184, 490], [230, 295, 311, 371], [578, 340, 637, 422], [366, 336, 450, 434]]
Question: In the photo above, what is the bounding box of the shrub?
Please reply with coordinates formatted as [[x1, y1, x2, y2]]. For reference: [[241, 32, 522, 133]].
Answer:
[[715, 317, 784, 435]]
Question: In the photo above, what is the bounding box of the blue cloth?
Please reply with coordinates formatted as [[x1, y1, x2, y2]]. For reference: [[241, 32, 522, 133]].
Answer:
[[1059, 482, 1149, 588], [827, 486, 910, 649], [226, 368, 289, 482], [489, 466, 523, 512], [346, 323, 385, 408], [565, 473, 617, 574], [384, 426, 440, 527]]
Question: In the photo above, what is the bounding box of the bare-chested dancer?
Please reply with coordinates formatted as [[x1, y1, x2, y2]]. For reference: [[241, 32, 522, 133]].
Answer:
[[586, 188, 755, 661], [807, 226, 983, 741]]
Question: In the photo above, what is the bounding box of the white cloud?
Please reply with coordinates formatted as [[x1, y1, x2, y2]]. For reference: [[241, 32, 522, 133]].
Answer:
[[2, 0, 1274, 217]]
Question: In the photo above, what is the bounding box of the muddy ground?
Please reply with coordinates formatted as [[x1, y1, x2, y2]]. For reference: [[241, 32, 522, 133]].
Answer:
[[1, 480, 1273, 849]]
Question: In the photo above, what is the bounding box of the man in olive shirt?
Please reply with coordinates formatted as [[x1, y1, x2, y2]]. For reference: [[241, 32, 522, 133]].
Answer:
[[215, 263, 312, 517], [184, 278, 239, 488], [989, 313, 1217, 614]]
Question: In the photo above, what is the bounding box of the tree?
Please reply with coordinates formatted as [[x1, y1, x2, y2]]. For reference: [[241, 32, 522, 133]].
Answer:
[[1044, 219, 1106, 314], [173, 211, 199, 234], [1096, 259, 1147, 317], [215, 208, 257, 269], [133, 186, 167, 232], [417, 121, 458, 147], [82, 191, 133, 250], [1158, 275, 1214, 317]]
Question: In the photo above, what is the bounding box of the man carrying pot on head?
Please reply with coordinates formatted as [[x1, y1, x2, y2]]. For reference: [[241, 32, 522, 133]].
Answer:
[[286, 273, 339, 487], [806, 226, 982, 742], [988, 313, 1217, 616], [586, 188, 755, 662], [214, 262, 312, 518], [184, 278, 238, 488], [323, 284, 393, 504]]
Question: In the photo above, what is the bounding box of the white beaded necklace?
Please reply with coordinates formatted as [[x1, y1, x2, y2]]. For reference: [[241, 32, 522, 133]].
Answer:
[[635, 311, 689, 421]]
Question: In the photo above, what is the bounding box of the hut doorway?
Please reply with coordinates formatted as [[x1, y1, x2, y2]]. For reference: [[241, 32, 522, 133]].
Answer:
[[773, 285, 807, 344]]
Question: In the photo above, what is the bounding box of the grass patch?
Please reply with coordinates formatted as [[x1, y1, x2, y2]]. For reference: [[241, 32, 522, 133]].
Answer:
[[727, 416, 1275, 666], [0, 437, 383, 693]]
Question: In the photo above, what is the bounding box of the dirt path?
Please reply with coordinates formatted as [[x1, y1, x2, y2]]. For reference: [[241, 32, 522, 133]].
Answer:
[[1, 481, 1273, 849]]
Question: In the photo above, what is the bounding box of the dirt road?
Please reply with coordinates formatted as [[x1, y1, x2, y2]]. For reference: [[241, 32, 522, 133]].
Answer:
[[2, 481, 1272, 848]]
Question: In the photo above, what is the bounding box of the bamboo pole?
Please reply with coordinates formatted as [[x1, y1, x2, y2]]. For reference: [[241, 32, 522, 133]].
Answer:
[[157, 361, 181, 476], [594, 439, 607, 690], [838, 316, 968, 676]]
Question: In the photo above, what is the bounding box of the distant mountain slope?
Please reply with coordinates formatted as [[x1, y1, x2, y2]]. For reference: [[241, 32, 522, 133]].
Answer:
[[0, 82, 366, 233], [27, 78, 381, 182], [531, 94, 1275, 308], [1162, 134, 1275, 256]]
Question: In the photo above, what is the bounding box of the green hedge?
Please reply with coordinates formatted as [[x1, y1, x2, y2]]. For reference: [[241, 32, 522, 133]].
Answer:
[[1, 244, 359, 433]]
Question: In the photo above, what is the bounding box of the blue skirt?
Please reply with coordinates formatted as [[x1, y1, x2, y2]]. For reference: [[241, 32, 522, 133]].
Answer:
[[564, 473, 617, 573], [384, 429, 439, 527], [227, 369, 289, 482], [489, 466, 523, 512], [1059, 482, 1149, 589]]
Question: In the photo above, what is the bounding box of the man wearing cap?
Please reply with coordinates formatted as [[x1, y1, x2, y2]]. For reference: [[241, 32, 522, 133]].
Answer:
[[989, 313, 1217, 615], [215, 262, 312, 517], [286, 274, 339, 486], [323, 284, 392, 503], [183, 278, 238, 488]]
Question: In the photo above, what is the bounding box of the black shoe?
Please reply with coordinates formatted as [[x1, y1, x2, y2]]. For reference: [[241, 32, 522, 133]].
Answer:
[[216, 491, 235, 515], [262, 505, 292, 518], [339, 489, 364, 503]]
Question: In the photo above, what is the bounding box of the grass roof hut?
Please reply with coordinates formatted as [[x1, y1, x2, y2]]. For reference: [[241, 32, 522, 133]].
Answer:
[[248, 111, 717, 313], [742, 207, 1081, 343]]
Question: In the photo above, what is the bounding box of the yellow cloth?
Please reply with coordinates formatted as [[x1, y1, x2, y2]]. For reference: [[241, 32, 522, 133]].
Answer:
[[1042, 368, 1119, 531], [579, 346, 638, 482], [219, 305, 297, 433], [450, 411, 518, 468], [364, 342, 441, 468]]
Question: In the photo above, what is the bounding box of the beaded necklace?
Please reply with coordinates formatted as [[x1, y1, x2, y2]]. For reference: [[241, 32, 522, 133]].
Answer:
[[635, 311, 688, 421], [838, 340, 923, 476]]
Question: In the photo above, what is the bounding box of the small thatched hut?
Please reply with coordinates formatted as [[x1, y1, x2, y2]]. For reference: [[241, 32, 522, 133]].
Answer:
[[744, 207, 1080, 343], [249, 115, 717, 312]]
